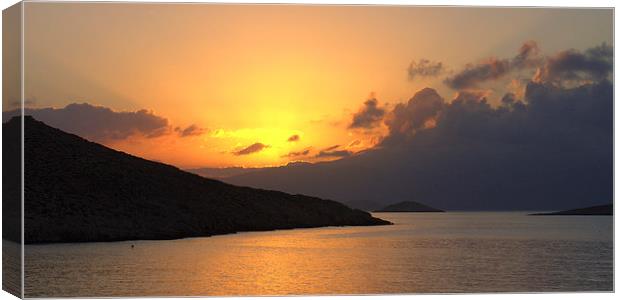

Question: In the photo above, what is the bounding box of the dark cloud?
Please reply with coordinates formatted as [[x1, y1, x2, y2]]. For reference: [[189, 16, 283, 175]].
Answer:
[[512, 40, 540, 68], [322, 145, 341, 152], [228, 71, 612, 211], [444, 41, 541, 90], [452, 90, 489, 103], [348, 140, 361, 147], [444, 58, 511, 90], [408, 59, 444, 80], [444, 41, 611, 91], [501, 92, 517, 106], [349, 98, 386, 129], [233, 142, 269, 156], [287, 134, 300, 142], [533, 43, 612, 84], [314, 145, 352, 158], [175, 124, 207, 137], [3, 103, 169, 142], [315, 149, 352, 158], [282, 148, 311, 158], [383, 87, 445, 144]]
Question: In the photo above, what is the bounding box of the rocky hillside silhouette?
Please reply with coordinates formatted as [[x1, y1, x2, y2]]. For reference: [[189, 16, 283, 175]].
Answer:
[[4, 116, 390, 244]]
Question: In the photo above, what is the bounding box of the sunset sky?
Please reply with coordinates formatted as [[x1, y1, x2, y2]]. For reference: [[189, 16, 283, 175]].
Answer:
[[9, 3, 613, 168]]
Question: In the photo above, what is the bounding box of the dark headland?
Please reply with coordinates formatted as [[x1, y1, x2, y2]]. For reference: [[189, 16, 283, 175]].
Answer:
[[530, 204, 613, 216], [3, 116, 391, 244], [374, 201, 444, 212]]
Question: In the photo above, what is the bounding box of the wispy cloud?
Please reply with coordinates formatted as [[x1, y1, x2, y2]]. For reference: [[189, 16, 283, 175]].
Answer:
[[287, 134, 300, 142], [175, 124, 208, 137], [315, 145, 352, 158], [282, 147, 311, 158], [408, 59, 444, 80], [233, 142, 269, 156], [444, 41, 541, 90]]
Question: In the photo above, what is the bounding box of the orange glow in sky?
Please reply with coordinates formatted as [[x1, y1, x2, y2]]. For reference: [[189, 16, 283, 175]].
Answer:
[[17, 3, 613, 168]]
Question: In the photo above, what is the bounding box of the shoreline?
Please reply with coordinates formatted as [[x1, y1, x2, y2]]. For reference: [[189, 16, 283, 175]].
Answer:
[[16, 221, 393, 246]]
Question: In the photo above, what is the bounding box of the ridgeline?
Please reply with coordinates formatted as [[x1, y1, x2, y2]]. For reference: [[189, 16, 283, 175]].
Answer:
[[3, 116, 390, 244]]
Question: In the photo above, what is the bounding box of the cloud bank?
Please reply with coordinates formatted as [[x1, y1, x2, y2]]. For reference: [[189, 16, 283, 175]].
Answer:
[[3, 103, 213, 142], [3, 103, 170, 142], [227, 41, 613, 211], [533, 42, 612, 84]]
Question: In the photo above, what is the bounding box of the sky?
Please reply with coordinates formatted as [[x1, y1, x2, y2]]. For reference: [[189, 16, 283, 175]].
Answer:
[[6, 3, 613, 169]]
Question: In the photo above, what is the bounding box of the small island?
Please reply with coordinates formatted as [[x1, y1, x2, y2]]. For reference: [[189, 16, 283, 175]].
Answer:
[[374, 201, 444, 213], [530, 204, 613, 216]]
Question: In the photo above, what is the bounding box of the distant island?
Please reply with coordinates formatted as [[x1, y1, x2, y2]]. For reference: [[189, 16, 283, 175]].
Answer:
[[531, 204, 613, 216], [3, 116, 391, 244], [374, 201, 444, 212]]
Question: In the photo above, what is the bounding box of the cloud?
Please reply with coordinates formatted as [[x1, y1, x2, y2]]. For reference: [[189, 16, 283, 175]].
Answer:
[[287, 134, 300, 142], [3, 103, 169, 142], [227, 49, 612, 211], [282, 148, 311, 158], [378, 78, 611, 208], [533, 42, 612, 84], [512, 40, 541, 68], [444, 41, 541, 90], [3, 102, 210, 142], [444, 41, 611, 91], [383, 87, 445, 143], [408, 59, 444, 80], [315, 149, 352, 158], [452, 90, 490, 103], [233, 142, 269, 156], [314, 145, 352, 158], [175, 124, 207, 137], [499, 92, 527, 112], [348, 140, 361, 148], [444, 58, 511, 90], [349, 97, 386, 129], [322, 145, 341, 152], [8, 97, 36, 109]]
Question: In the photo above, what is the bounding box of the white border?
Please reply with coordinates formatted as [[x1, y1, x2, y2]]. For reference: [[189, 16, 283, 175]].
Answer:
[[0, 1, 616, 300], [10, 0, 619, 6]]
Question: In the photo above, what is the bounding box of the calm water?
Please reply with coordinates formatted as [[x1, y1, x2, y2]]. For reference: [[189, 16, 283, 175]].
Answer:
[[24, 212, 613, 297]]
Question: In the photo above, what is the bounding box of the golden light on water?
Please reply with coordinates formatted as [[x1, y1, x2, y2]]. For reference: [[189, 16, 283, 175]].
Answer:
[[24, 213, 614, 296]]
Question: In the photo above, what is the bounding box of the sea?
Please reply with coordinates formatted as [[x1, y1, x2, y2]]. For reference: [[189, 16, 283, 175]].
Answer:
[[21, 212, 613, 297]]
